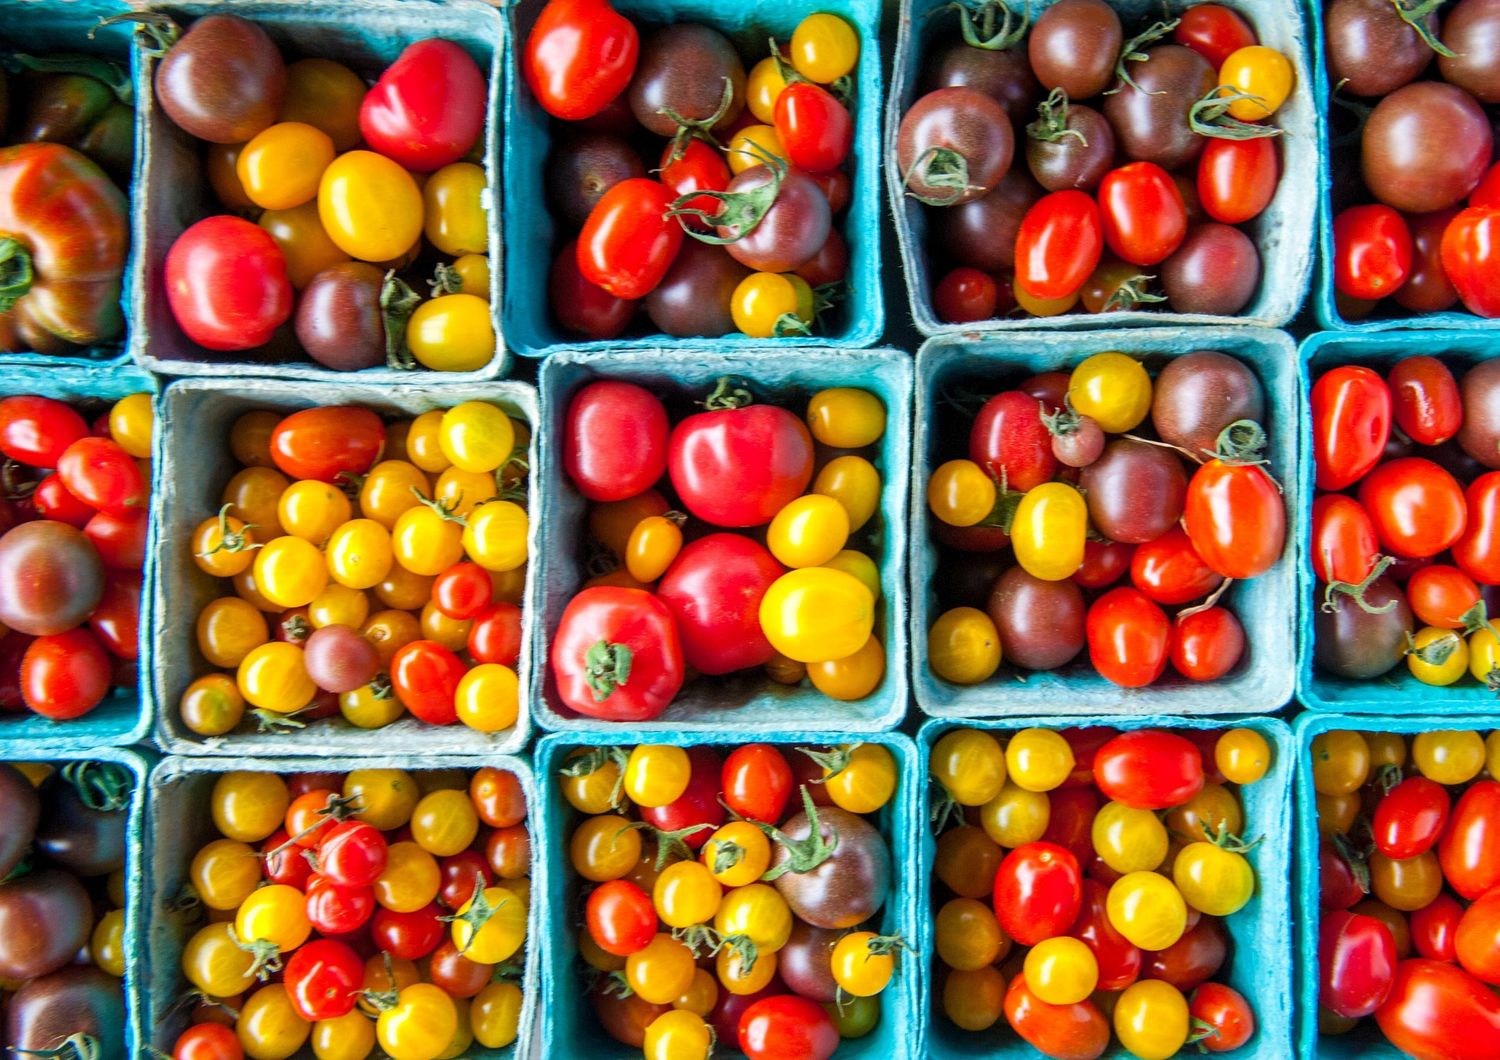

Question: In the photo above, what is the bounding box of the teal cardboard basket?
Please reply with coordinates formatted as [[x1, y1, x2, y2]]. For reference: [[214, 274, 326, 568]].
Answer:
[[918, 715, 1295, 1060], [503, 0, 884, 356], [150, 376, 539, 756], [911, 329, 1301, 717], [0, 362, 156, 752], [886, 0, 1318, 336], [1297, 331, 1500, 713], [128, 0, 511, 381], [139, 753, 540, 1057], [534, 346, 911, 734], [535, 729, 922, 1059]]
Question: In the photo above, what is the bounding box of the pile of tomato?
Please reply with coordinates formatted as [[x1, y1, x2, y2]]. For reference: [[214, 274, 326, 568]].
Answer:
[[930, 725, 1269, 1058], [0, 759, 133, 1057], [167, 765, 528, 1060], [1313, 727, 1500, 1058], [149, 13, 495, 371], [899, 0, 1294, 323], [525, 0, 858, 340], [0, 393, 151, 722], [1325, 0, 1500, 318], [558, 739, 900, 1059], [1309, 355, 1500, 687], [177, 402, 527, 737], [925, 350, 1285, 689]]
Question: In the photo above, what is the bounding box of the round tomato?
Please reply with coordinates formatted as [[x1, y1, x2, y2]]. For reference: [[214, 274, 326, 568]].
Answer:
[[165, 215, 292, 351], [773, 82, 851, 173], [1443, 206, 1500, 317], [578, 179, 683, 300], [668, 397, 813, 528], [563, 381, 669, 503], [738, 995, 838, 1060], [1085, 588, 1169, 688], [1198, 136, 1277, 225], [1183, 458, 1286, 579], [1455, 473, 1500, 585], [1358, 457, 1467, 559], [361, 39, 485, 171], [1002, 973, 1110, 1060], [993, 841, 1082, 947]]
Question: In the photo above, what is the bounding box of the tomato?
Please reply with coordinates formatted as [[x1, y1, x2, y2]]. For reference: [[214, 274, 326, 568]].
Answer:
[[1387, 355, 1461, 447], [992, 841, 1082, 947], [1012, 483, 1087, 582], [814, 457, 879, 533], [726, 125, 787, 175], [773, 82, 851, 173], [1173, 841, 1254, 916], [305, 874, 374, 936], [236, 984, 310, 1060], [524, 0, 638, 121], [759, 566, 874, 664], [669, 396, 813, 528], [1094, 730, 1204, 810], [1170, 607, 1245, 682], [165, 215, 292, 351], [468, 602, 522, 666], [21, 626, 110, 719], [791, 13, 860, 83], [1311, 494, 1380, 587], [1375, 960, 1500, 1060], [1175, 5, 1257, 66], [1454, 888, 1500, 985], [1002, 974, 1110, 1060], [1197, 136, 1277, 225], [405, 292, 495, 373], [577, 179, 683, 300], [970, 390, 1058, 494], [716, 744, 790, 823], [1098, 162, 1187, 266], [1358, 458, 1467, 559], [1014, 190, 1104, 300], [564, 382, 669, 503], [1114, 979, 1190, 1060], [471, 981, 522, 1048], [236, 122, 334, 213], [1190, 982, 1255, 1053], [1370, 849, 1443, 912], [1130, 526, 1221, 605], [283, 938, 362, 1022], [317, 150, 423, 263], [1373, 777, 1449, 862], [1414, 894, 1464, 962], [376, 983, 458, 1060], [422, 162, 488, 258], [933, 267, 998, 323], [1333, 205, 1413, 301], [739, 995, 838, 1060], [1107, 871, 1187, 952], [175, 1023, 244, 1060], [33, 472, 93, 527], [1085, 588, 1169, 688], [86, 508, 149, 570], [389, 640, 465, 725], [1093, 800, 1167, 874], [1218, 45, 1293, 120], [235, 883, 312, 974], [551, 587, 683, 720], [179, 673, 245, 736], [372, 903, 446, 961], [254, 536, 329, 608], [767, 495, 847, 569], [1070, 352, 1152, 434], [270, 407, 383, 485], [928, 607, 1002, 685], [658, 139, 731, 231], [930, 728, 1005, 808], [1184, 458, 1286, 579], [1440, 781, 1500, 899], [1455, 473, 1500, 586], [1443, 206, 1500, 317], [375, 842, 441, 913], [57, 436, 146, 516], [1023, 935, 1098, 1006]]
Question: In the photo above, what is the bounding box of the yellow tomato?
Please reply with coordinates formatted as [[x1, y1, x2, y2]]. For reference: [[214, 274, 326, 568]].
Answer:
[[821, 549, 879, 601], [1219, 45, 1294, 121], [759, 567, 875, 663], [463, 500, 529, 571], [927, 459, 996, 527], [181, 920, 257, 997], [1024, 936, 1097, 1005], [207, 142, 254, 212], [325, 518, 394, 590], [791, 13, 860, 83], [341, 683, 404, 729], [108, 393, 153, 458], [768, 494, 849, 568], [91, 908, 126, 977], [376, 984, 457, 1060], [311, 1010, 376, 1060], [980, 783, 1050, 847], [628, 934, 698, 1005], [230, 409, 279, 468], [625, 744, 691, 807], [278, 58, 365, 151], [807, 634, 885, 700], [931, 727, 1006, 806], [1092, 801, 1169, 873], [1413, 729, 1486, 785], [237, 642, 316, 714], [197, 596, 270, 668], [191, 837, 262, 910], [193, 509, 260, 578], [236, 883, 312, 960], [626, 515, 683, 583], [1107, 871, 1187, 951], [258, 201, 349, 289], [717, 945, 778, 995], [434, 466, 498, 520], [1114, 980, 1190, 1060], [376, 565, 435, 610], [451, 253, 491, 298], [238, 984, 311, 1060], [319, 150, 423, 262], [1011, 482, 1086, 581], [307, 583, 370, 630], [672, 969, 719, 1017], [471, 981, 522, 1048], [701, 821, 772, 887], [807, 387, 885, 448], [1015, 283, 1080, 317], [1173, 841, 1255, 916], [346, 769, 419, 831], [1471, 625, 1500, 683], [818, 741, 897, 812], [407, 293, 494, 372], [731, 272, 810, 338], [928, 607, 1002, 685], [423, 162, 489, 256], [223, 466, 289, 537], [813, 455, 880, 531], [1408, 627, 1470, 686], [238, 122, 335, 210], [455, 663, 519, 732], [440, 402, 514, 474], [278, 479, 350, 544], [1005, 728, 1075, 793], [746, 56, 788, 123], [728, 125, 787, 173], [393, 503, 465, 577], [1069, 352, 1152, 433], [653, 860, 724, 928], [1216, 727, 1272, 785], [406, 410, 452, 473], [420, 601, 472, 652], [362, 609, 422, 665], [179, 673, 247, 737], [253, 535, 328, 607]]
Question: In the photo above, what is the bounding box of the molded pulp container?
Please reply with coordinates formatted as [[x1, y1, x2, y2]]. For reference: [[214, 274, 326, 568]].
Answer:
[[0, 0, 137, 367], [886, 0, 1318, 336], [535, 729, 922, 1059], [128, 0, 510, 380], [535, 346, 911, 733], [912, 328, 1301, 717], [150, 376, 539, 756], [139, 753, 540, 1057], [1291, 711, 1483, 1058], [503, 0, 884, 356], [918, 715, 1295, 1060], [0, 362, 156, 751], [1297, 331, 1500, 713]]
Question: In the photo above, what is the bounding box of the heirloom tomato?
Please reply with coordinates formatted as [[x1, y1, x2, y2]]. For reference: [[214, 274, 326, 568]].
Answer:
[[551, 587, 684, 720], [1375, 960, 1500, 1060], [360, 40, 485, 172], [668, 396, 813, 528], [993, 841, 1083, 947], [165, 216, 292, 351], [563, 381, 669, 503]]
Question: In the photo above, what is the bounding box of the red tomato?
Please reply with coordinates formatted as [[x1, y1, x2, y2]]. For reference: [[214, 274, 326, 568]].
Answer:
[[1098, 162, 1187, 266], [1069, 878, 1141, 990], [468, 602, 523, 666], [1473, 162, 1500, 208], [0, 396, 87, 469], [1333, 205, 1413, 300], [1093, 730, 1204, 810], [550, 241, 636, 340], [1074, 540, 1133, 590], [370, 902, 445, 960], [57, 437, 146, 516], [1375, 959, 1500, 1060], [432, 562, 493, 621], [1357, 457, 1467, 559], [933, 267, 999, 324], [1041, 786, 1099, 867], [437, 851, 492, 911], [668, 401, 813, 528], [88, 575, 141, 660], [523, 0, 639, 122], [284, 938, 363, 1021], [656, 534, 783, 675], [740, 995, 838, 1060], [1310, 494, 1380, 585], [1321, 911, 1397, 1019], [1169, 607, 1245, 682], [1184, 459, 1286, 579], [639, 746, 723, 850], [305, 873, 374, 936], [993, 841, 1083, 946], [577, 178, 683, 299], [360, 40, 484, 171], [165, 215, 292, 351], [1389, 355, 1462, 446], [550, 587, 684, 721], [429, 939, 495, 998], [1320, 838, 1367, 911], [1312, 365, 1392, 491], [21, 626, 110, 719], [269, 407, 384, 484], [586, 879, 656, 956], [1396, 208, 1463, 313], [1144, 916, 1227, 991], [1374, 778, 1450, 860], [969, 391, 1058, 494], [1190, 982, 1256, 1053], [658, 140, 731, 232], [262, 828, 313, 889], [0, 634, 33, 712], [1440, 781, 1500, 900], [389, 640, 466, 725], [1454, 473, 1500, 585], [1456, 888, 1500, 984], [722, 744, 793, 823], [32, 474, 93, 527], [1174, 4, 1257, 66], [1129, 526, 1221, 605], [563, 381, 669, 503], [1014, 190, 1103, 300], [318, 820, 388, 888], [1085, 588, 1169, 689], [774, 83, 852, 174], [1002, 973, 1110, 1060], [1442, 206, 1500, 318], [1197, 136, 1277, 225], [174, 1023, 244, 1060], [1413, 894, 1465, 962]]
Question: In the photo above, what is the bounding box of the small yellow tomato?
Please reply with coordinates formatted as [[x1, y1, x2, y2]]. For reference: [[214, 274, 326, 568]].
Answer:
[[931, 727, 1007, 806], [644, 1009, 713, 1060], [357, 460, 430, 528], [91, 907, 127, 977], [1006, 728, 1075, 793], [307, 583, 370, 630], [625, 744, 691, 807], [440, 401, 515, 474], [253, 535, 328, 607], [238, 983, 311, 1060], [1024, 936, 1097, 1005], [311, 1010, 376, 1060], [727, 125, 787, 174], [341, 682, 405, 729], [1092, 801, 1169, 874], [701, 821, 772, 887], [450, 253, 491, 298], [731, 271, 811, 338], [673, 968, 718, 1017], [821, 549, 880, 601], [927, 459, 996, 527], [376, 983, 457, 1060], [626, 515, 684, 583], [192, 508, 260, 578], [455, 663, 519, 733], [393, 502, 465, 577], [407, 294, 494, 373], [108, 393, 153, 458], [746, 56, 789, 124], [813, 455, 880, 531], [258, 201, 349, 289], [325, 518, 394, 590], [1015, 283, 1081, 317], [237, 641, 316, 714], [1069, 352, 1152, 433], [928, 607, 1002, 685], [470, 981, 522, 1048], [759, 567, 875, 663], [231, 410, 279, 468], [197, 596, 270, 668], [1107, 871, 1188, 950], [1011, 482, 1086, 581], [935, 897, 1007, 971], [1173, 841, 1256, 916], [238, 121, 335, 210], [768, 494, 849, 568], [463, 500, 529, 572], [791, 13, 860, 83], [1219, 45, 1294, 121], [831, 931, 898, 997], [318, 150, 423, 262], [628, 934, 698, 1005], [653, 860, 724, 928], [1311, 730, 1371, 796], [211, 771, 290, 843], [1413, 729, 1486, 785], [807, 387, 885, 448], [222, 466, 289, 537], [818, 741, 897, 812], [808, 633, 885, 700], [406, 410, 451, 473], [179, 673, 247, 736], [278, 58, 366, 152], [376, 565, 435, 611], [191, 837, 262, 910], [277, 479, 351, 544], [1216, 727, 1272, 784], [1408, 627, 1470, 686], [980, 782, 1050, 847]]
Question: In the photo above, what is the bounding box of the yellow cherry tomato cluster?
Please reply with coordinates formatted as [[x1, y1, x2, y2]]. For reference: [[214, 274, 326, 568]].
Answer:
[[931, 726, 1269, 1058], [174, 766, 529, 1060], [561, 740, 900, 1057], [179, 403, 528, 738]]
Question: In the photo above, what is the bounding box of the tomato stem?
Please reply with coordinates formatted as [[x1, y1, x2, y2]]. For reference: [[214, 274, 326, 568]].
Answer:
[[381, 271, 421, 371], [1108, 18, 1181, 96], [666, 142, 787, 242], [701, 377, 754, 411], [429, 262, 465, 297], [661, 77, 736, 162], [1101, 273, 1167, 311], [1176, 578, 1232, 620], [711, 837, 747, 873], [438, 877, 508, 957], [1188, 87, 1285, 140], [947, 0, 1030, 50], [197, 503, 262, 560], [673, 923, 725, 959], [757, 785, 840, 880], [929, 786, 965, 835], [796, 743, 857, 779], [410, 486, 468, 526], [901, 145, 977, 206], [1027, 87, 1088, 146], [1392, 0, 1456, 56], [0, 237, 34, 314], [1321, 554, 1398, 616], [92, 12, 181, 56], [230, 929, 284, 981], [251, 707, 308, 734], [583, 640, 634, 702], [60, 760, 132, 812], [12, 1033, 103, 1060], [1405, 629, 1462, 667], [719, 932, 762, 973]]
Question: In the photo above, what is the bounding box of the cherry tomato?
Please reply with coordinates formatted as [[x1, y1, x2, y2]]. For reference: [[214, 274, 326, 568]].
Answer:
[[564, 382, 669, 504], [1014, 190, 1103, 300], [1197, 136, 1277, 225], [1175, 5, 1257, 67], [270, 407, 383, 485], [578, 179, 683, 300], [1375, 960, 1500, 1059], [389, 640, 464, 725], [1455, 473, 1500, 586], [57, 437, 146, 516], [933, 267, 998, 324], [721, 744, 792, 823], [283, 938, 362, 1022], [1443, 206, 1500, 317], [1440, 780, 1500, 899], [1170, 607, 1245, 682], [1094, 730, 1204, 810], [1086, 588, 1169, 688], [1002, 973, 1110, 1060], [166, 216, 293, 351], [523, 0, 639, 121], [738, 995, 838, 1060], [1098, 162, 1187, 266], [993, 841, 1082, 947], [1333, 205, 1412, 301], [1358, 457, 1467, 559], [1184, 458, 1286, 579], [1311, 494, 1380, 586]]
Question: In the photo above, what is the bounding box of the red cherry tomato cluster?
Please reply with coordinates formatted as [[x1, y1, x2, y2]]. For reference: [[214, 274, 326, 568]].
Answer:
[[559, 740, 899, 1058], [169, 766, 528, 1060], [931, 725, 1269, 1057], [551, 379, 888, 720], [177, 402, 527, 738], [1310, 355, 1500, 687], [900, 0, 1293, 322], [1326, 0, 1500, 318], [926, 350, 1286, 689], [0, 393, 151, 722], [155, 14, 494, 370], [524, 1, 858, 339], [1313, 727, 1500, 1058]]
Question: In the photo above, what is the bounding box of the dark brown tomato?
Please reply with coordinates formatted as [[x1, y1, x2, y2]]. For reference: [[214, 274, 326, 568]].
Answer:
[[644, 239, 749, 337], [0, 869, 91, 980], [776, 920, 842, 1002], [1313, 575, 1413, 678], [1395, 208, 1462, 313], [1078, 440, 1188, 544], [771, 807, 890, 929], [1430, 439, 1485, 483], [6, 966, 126, 1060], [1362, 82, 1492, 213], [1102, 45, 1216, 171], [1325, 0, 1438, 97], [545, 133, 646, 229], [1144, 917, 1228, 991], [932, 167, 1042, 272], [0, 521, 105, 637], [154, 14, 287, 144], [295, 262, 386, 372], [1440, 0, 1500, 103], [0, 764, 38, 879], [987, 566, 1086, 671], [921, 40, 1041, 128], [1458, 359, 1500, 469], [1160, 223, 1260, 315], [716, 167, 830, 272], [628, 25, 746, 138], [896, 87, 1015, 205], [34, 772, 127, 877], [1151, 351, 1265, 455], [936, 548, 1011, 610], [1028, 0, 1124, 99], [549, 241, 637, 340], [1025, 101, 1116, 192]]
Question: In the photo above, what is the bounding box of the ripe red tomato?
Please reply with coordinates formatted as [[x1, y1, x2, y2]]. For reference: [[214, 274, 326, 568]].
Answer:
[[1129, 526, 1221, 605], [1190, 982, 1256, 1053], [1396, 208, 1462, 313], [1312, 365, 1391, 491], [1074, 540, 1133, 590], [993, 841, 1083, 946], [304, 873, 374, 936], [165, 215, 292, 351], [638, 746, 723, 850], [1456, 888, 1500, 984], [389, 640, 466, 725], [1412, 894, 1464, 962], [739, 995, 839, 1060], [1197, 137, 1278, 225], [1002, 973, 1110, 1060], [174, 1023, 244, 1060], [1169, 607, 1245, 682], [269, 407, 384, 484], [1375, 959, 1500, 1060], [1374, 778, 1450, 860], [1069, 878, 1142, 990], [1439, 781, 1500, 900], [84, 509, 148, 572], [933, 267, 999, 324], [969, 391, 1058, 494], [1040, 786, 1098, 867], [774, 83, 852, 174], [1174, 4, 1257, 66], [1310, 494, 1380, 585], [318, 820, 388, 888], [262, 828, 313, 889], [57, 438, 146, 516], [524, 0, 639, 122], [0, 396, 88, 469], [668, 401, 813, 528], [1183, 460, 1285, 579], [284, 938, 363, 1022], [1098, 162, 1187, 266], [88, 575, 141, 660], [1332, 205, 1413, 301], [563, 381, 669, 503], [32, 474, 93, 528], [586, 879, 656, 956], [1454, 473, 1500, 585], [370, 902, 446, 961], [1389, 356, 1462, 446], [468, 602, 523, 667], [721, 744, 793, 823], [549, 242, 636, 340], [437, 851, 492, 911], [1094, 730, 1204, 810], [432, 562, 493, 621], [1321, 911, 1397, 1019], [21, 626, 111, 719], [1357, 457, 1467, 559], [1085, 588, 1169, 689], [658, 140, 731, 231], [551, 587, 684, 721], [1144, 916, 1227, 991], [1442, 206, 1500, 317], [577, 178, 683, 299], [360, 40, 485, 171], [1014, 190, 1103, 300], [655, 534, 782, 675]]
